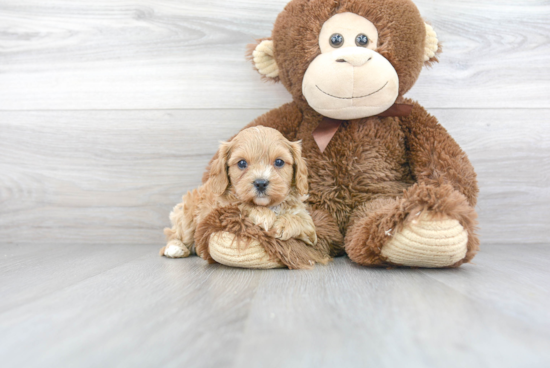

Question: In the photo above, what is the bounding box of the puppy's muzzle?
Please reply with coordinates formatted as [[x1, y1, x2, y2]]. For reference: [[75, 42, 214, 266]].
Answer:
[[253, 179, 269, 194]]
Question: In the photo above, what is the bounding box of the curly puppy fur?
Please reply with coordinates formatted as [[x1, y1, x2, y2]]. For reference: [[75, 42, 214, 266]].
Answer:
[[201, 0, 479, 268], [163, 126, 332, 268]]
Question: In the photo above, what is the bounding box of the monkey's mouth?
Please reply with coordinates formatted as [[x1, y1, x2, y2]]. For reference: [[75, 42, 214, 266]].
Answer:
[[316, 81, 388, 100]]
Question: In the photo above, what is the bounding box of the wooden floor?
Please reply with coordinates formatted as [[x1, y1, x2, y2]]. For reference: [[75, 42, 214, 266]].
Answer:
[[1, 243, 549, 368]]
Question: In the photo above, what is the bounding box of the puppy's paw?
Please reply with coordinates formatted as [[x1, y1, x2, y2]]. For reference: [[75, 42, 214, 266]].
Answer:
[[271, 217, 318, 246], [247, 207, 277, 231], [160, 240, 190, 258], [271, 218, 295, 241]]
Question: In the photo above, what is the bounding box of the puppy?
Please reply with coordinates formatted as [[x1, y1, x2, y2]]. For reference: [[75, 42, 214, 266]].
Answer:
[[161, 126, 317, 259]]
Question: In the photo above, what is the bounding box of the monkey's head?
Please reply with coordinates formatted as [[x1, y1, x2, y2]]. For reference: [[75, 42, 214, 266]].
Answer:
[[250, 0, 439, 120]]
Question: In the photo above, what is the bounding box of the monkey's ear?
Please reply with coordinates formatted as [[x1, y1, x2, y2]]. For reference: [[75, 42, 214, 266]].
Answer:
[[247, 38, 280, 81], [423, 23, 441, 65]]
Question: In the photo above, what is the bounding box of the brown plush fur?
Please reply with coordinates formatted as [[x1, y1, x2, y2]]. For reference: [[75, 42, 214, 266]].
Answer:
[[345, 182, 478, 267], [195, 205, 341, 269], [164, 126, 326, 265], [203, 0, 479, 268]]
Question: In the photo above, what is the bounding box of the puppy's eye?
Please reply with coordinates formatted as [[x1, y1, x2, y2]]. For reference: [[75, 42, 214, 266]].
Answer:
[[237, 160, 247, 169], [355, 34, 369, 47], [329, 33, 344, 48], [274, 159, 285, 168]]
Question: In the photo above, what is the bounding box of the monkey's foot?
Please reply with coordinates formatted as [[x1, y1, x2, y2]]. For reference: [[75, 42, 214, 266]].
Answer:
[[208, 232, 285, 269], [381, 217, 468, 268], [160, 240, 191, 258]]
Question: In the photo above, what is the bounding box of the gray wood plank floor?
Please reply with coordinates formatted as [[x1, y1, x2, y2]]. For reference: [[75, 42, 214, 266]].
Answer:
[[1, 243, 549, 368]]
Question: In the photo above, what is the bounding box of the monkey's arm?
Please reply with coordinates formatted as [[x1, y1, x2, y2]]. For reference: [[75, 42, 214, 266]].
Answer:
[[399, 101, 478, 206]]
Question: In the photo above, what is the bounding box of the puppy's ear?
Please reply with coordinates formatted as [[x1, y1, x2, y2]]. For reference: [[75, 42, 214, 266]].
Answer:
[[289, 140, 308, 197], [207, 141, 232, 195]]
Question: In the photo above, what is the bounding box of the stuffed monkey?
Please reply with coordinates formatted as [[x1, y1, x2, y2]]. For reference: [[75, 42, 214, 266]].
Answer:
[[198, 0, 479, 268]]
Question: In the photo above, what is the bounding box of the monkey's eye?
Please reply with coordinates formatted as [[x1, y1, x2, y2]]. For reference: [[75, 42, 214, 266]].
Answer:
[[274, 159, 285, 168], [237, 160, 247, 169], [329, 33, 344, 48], [355, 34, 369, 47]]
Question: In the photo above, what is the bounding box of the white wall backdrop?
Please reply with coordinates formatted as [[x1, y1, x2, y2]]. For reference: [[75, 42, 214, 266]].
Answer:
[[1, 0, 549, 246]]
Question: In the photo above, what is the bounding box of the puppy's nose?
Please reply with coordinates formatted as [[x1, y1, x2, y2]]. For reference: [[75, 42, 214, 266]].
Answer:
[[253, 179, 269, 193]]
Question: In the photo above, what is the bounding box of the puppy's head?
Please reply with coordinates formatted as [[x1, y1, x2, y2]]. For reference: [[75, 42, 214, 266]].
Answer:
[[208, 126, 308, 207]]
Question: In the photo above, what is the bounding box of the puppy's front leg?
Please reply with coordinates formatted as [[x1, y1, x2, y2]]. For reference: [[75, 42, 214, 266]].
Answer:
[[161, 189, 199, 258], [271, 211, 317, 246], [246, 206, 277, 232]]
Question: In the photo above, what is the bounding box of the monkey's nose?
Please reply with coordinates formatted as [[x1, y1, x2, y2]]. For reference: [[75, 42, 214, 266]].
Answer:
[[333, 47, 373, 67], [253, 179, 269, 193]]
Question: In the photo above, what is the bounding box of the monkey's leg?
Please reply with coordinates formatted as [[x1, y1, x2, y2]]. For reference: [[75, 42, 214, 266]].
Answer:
[[194, 206, 284, 268], [345, 184, 478, 268], [194, 206, 338, 269]]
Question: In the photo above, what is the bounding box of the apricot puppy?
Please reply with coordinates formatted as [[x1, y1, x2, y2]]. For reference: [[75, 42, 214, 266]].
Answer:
[[161, 126, 317, 260]]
